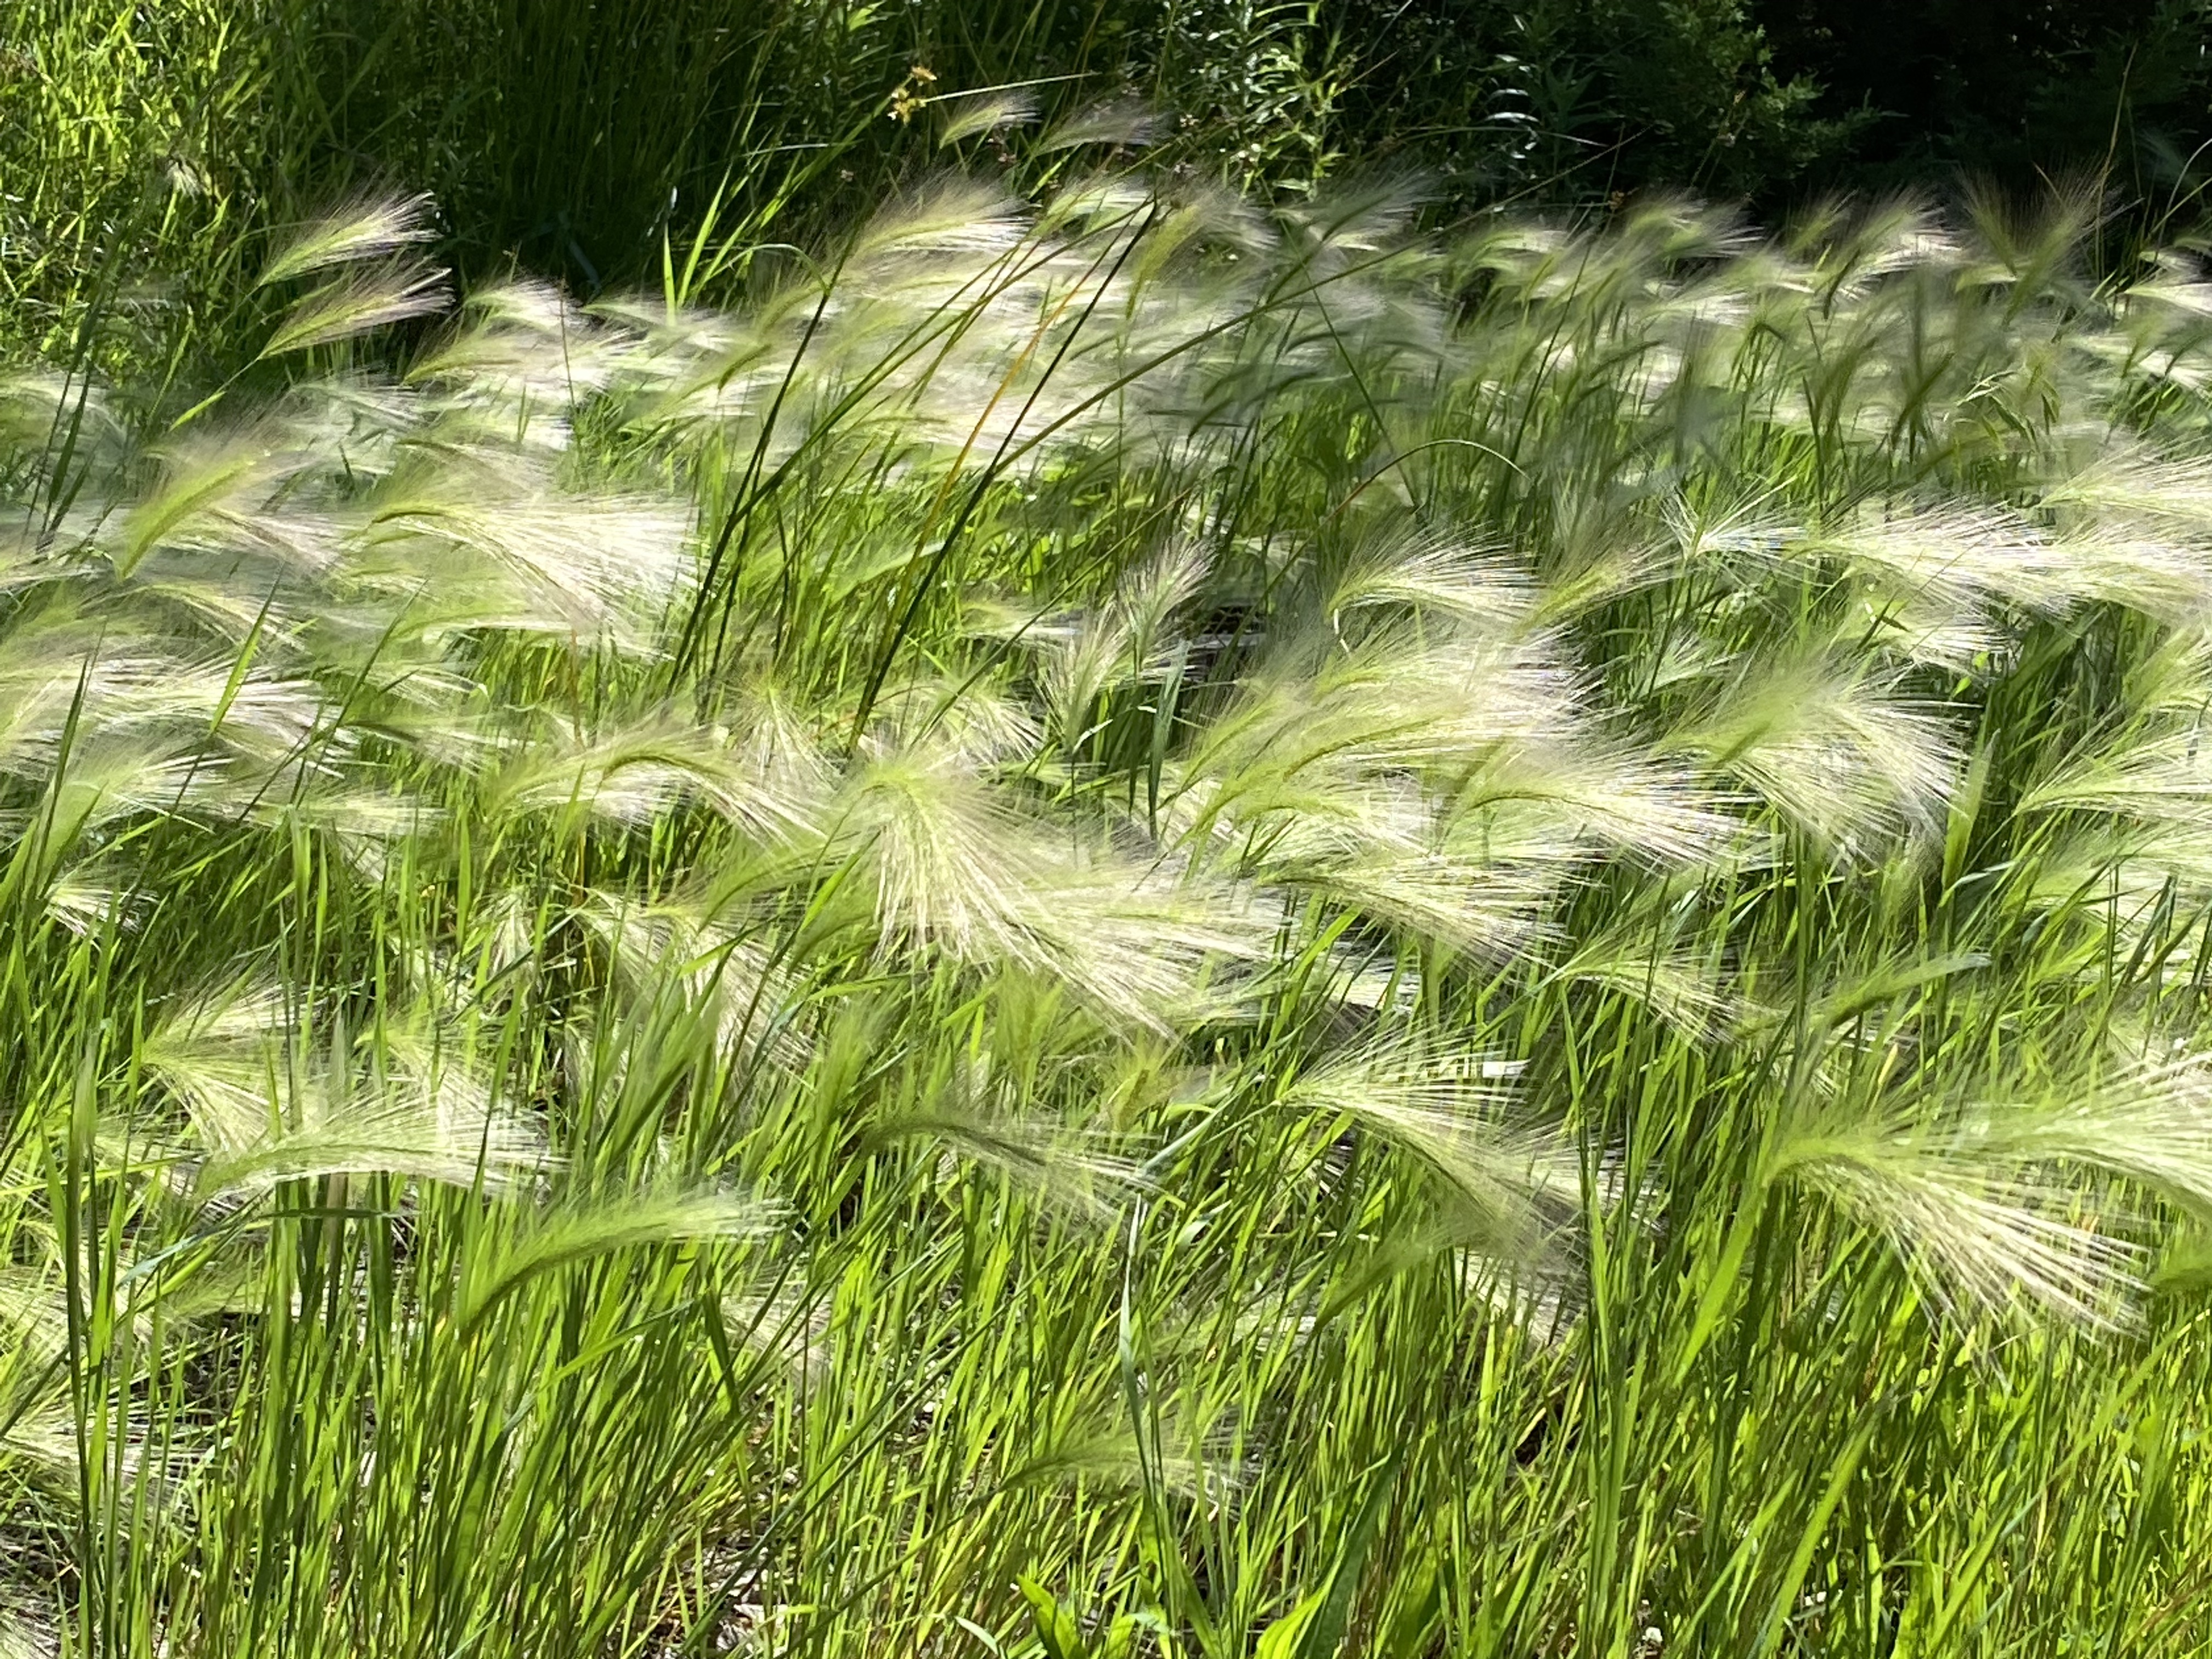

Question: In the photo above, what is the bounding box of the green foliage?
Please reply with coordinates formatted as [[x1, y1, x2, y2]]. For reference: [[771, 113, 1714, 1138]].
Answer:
[[1324, 0, 1853, 201], [8, 0, 2209, 405], [0, 0, 275, 376], [263, 0, 897, 280], [3, 176, 2212, 1656], [1759, 0, 2212, 207]]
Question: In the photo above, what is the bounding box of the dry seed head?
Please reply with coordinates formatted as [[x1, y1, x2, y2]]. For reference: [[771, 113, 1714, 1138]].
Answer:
[[258, 195, 439, 288]]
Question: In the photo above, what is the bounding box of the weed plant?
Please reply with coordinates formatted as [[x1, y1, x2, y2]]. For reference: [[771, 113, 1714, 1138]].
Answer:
[[6, 177, 2212, 1658]]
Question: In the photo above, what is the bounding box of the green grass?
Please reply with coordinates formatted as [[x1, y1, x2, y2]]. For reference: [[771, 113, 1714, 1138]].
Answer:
[[0, 0, 1331, 389], [6, 175, 2212, 1659]]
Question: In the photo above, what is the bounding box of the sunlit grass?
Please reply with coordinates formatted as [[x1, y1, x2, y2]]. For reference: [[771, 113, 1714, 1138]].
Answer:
[[4, 178, 2212, 1658]]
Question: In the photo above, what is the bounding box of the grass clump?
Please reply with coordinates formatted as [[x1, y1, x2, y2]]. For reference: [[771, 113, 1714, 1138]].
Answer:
[[5, 177, 2212, 1658]]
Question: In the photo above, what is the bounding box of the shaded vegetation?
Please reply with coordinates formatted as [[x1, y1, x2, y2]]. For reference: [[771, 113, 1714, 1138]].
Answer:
[[6, 0, 2210, 381]]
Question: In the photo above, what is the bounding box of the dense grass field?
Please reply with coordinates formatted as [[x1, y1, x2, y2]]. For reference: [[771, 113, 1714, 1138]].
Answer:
[[9, 150, 2212, 1659]]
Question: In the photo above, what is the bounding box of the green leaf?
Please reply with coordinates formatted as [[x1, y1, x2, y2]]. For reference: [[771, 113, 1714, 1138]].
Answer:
[[1252, 1590, 1325, 1659], [1017, 1575, 1088, 1659]]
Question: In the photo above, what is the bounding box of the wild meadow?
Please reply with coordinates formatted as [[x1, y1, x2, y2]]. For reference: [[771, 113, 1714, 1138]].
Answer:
[[7, 160, 2212, 1659]]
